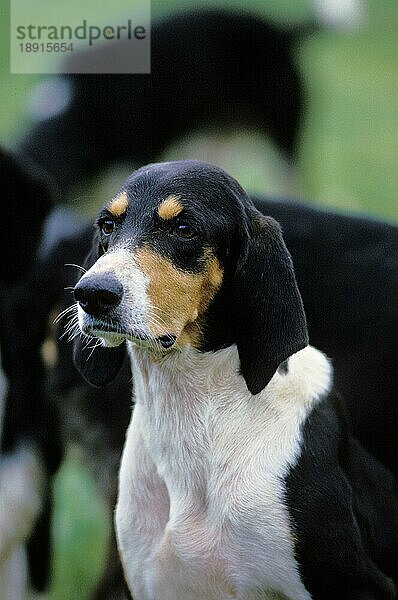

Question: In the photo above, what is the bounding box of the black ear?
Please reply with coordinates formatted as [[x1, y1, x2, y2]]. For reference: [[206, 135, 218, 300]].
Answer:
[[232, 209, 308, 394], [73, 336, 126, 388], [72, 232, 126, 387]]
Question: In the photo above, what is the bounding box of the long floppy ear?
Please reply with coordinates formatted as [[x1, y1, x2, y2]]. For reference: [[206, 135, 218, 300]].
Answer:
[[232, 209, 308, 394], [72, 234, 126, 387], [73, 337, 126, 388]]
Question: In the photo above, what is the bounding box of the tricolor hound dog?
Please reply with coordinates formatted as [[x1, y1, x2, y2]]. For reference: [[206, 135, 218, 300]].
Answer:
[[73, 160, 398, 600]]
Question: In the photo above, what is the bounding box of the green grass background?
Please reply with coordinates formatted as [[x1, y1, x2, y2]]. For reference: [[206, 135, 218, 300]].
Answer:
[[0, 0, 397, 598]]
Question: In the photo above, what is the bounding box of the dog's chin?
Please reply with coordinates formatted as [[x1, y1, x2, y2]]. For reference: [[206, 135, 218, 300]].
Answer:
[[85, 326, 178, 351], [129, 333, 178, 351], [90, 329, 125, 348], [101, 335, 125, 348]]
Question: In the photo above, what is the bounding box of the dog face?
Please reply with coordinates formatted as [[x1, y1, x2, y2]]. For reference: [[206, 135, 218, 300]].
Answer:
[[74, 162, 238, 350], [73, 160, 308, 394]]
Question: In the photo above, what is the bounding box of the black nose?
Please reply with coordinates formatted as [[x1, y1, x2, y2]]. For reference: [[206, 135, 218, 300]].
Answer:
[[74, 274, 123, 316]]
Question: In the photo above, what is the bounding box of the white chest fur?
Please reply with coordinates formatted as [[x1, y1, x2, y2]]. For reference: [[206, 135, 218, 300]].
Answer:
[[116, 345, 331, 600]]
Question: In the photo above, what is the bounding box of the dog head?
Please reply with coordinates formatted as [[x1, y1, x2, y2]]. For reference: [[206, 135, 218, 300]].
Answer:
[[73, 160, 308, 394]]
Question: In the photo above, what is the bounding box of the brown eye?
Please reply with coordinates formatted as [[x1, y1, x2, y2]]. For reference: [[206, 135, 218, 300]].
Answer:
[[174, 223, 196, 240], [100, 219, 115, 235]]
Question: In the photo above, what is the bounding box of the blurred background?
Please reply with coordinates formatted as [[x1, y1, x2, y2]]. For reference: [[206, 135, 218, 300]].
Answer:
[[0, 0, 397, 598], [2, 0, 398, 220]]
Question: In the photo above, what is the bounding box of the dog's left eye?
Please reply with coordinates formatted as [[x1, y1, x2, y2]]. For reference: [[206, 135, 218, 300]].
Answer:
[[173, 223, 197, 240], [99, 219, 115, 235]]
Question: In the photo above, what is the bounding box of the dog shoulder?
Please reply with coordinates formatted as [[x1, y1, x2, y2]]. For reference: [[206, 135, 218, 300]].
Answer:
[[266, 345, 332, 409]]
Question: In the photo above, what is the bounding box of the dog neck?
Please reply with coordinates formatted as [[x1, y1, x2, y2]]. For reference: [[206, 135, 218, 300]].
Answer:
[[128, 342, 331, 405], [128, 343, 247, 405], [127, 343, 332, 490]]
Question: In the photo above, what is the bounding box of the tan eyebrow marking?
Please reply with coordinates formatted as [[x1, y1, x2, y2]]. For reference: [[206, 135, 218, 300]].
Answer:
[[157, 194, 183, 220], [108, 191, 128, 217]]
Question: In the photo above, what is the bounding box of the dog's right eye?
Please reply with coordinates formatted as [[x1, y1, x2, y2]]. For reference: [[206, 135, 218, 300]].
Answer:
[[99, 219, 115, 235], [173, 222, 197, 240]]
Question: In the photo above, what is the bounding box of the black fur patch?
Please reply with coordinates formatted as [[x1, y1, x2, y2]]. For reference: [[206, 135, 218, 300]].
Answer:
[[253, 196, 398, 477], [285, 393, 398, 599], [0, 147, 53, 283], [73, 339, 126, 388]]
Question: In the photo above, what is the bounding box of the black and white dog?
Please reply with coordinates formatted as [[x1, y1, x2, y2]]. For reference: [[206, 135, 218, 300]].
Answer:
[[73, 160, 398, 600], [2, 150, 397, 597], [0, 148, 61, 597], [0, 6, 394, 596]]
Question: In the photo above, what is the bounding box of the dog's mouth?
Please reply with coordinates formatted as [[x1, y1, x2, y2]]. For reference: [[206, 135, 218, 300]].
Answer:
[[82, 321, 177, 349]]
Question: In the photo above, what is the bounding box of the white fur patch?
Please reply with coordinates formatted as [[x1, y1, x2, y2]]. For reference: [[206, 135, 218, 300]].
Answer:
[[116, 344, 331, 599], [0, 546, 28, 600], [0, 445, 44, 562], [77, 247, 150, 344], [0, 357, 42, 600]]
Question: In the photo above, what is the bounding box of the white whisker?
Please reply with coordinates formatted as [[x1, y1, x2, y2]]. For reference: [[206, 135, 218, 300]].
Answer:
[[86, 338, 103, 361], [54, 303, 77, 324], [65, 263, 87, 273]]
